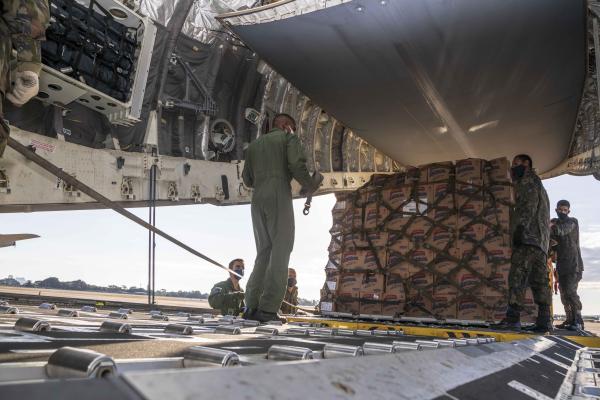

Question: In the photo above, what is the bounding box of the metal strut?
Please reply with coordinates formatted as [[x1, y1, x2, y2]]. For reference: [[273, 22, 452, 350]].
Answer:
[[6, 136, 242, 279]]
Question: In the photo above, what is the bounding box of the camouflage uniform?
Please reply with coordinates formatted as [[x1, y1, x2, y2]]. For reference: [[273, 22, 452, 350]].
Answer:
[[280, 285, 298, 315], [242, 128, 315, 314], [551, 216, 584, 325], [0, 0, 50, 156], [208, 278, 245, 316], [508, 169, 551, 313]]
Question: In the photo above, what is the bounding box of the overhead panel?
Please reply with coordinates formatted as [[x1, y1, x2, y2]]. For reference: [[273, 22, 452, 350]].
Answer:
[[221, 0, 587, 173]]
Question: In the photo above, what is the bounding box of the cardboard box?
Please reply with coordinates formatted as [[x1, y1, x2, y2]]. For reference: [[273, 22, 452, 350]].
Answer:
[[432, 208, 457, 229], [456, 269, 485, 296], [427, 226, 453, 251], [336, 299, 360, 315], [341, 249, 386, 272], [407, 219, 432, 245], [486, 183, 514, 205], [381, 300, 405, 317], [432, 182, 455, 208], [361, 273, 385, 299], [405, 166, 423, 184], [405, 291, 434, 317], [409, 269, 434, 290], [432, 248, 460, 274], [363, 204, 379, 230], [483, 296, 507, 322], [422, 161, 454, 183], [386, 256, 410, 279], [411, 248, 434, 267], [456, 158, 484, 182], [433, 295, 457, 319], [434, 276, 459, 296], [457, 199, 485, 228], [457, 296, 486, 321], [482, 226, 511, 248], [360, 300, 383, 315], [382, 186, 411, 210], [385, 272, 406, 297], [484, 272, 508, 297], [388, 232, 412, 254], [460, 248, 488, 276], [486, 246, 511, 268], [386, 213, 411, 230], [337, 273, 363, 298], [485, 157, 511, 183], [482, 204, 510, 227]]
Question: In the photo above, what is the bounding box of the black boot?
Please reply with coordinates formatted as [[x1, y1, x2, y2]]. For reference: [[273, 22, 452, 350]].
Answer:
[[255, 310, 286, 324], [528, 305, 554, 333], [242, 308, 257, 321], [494, 306, 521, 330], [567, 312, 584, 331]]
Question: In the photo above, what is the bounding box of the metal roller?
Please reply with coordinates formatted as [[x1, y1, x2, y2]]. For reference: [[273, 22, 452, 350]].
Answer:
[[476, 338, 488, 344], [149, 310, 163, 316], [392, 341, 422, 351], [255, 326, 278, 336], [14, 317, 51, 333], [323, 343, 363, 358], [312, 328, 336, 336], [151, 314, 169, 321], [118, 308, 133, 315], [286, 327, 310, 336], [81, 306, 97, 313], [487, 337, 496, 343], [164, 324, 194, 335], [355, 329, 374, 337], [336, 329, 356, 336], [100, 321, 132, 334], [176, 312, 191, 318], [46, 347, 117, 379], [415, 340, 440, 349], [372, 329, 391, 336], [217, 318, 234, 324], [362, 342, 396, 355], [433, 339, 456, 348], [39, 303, 56, 310], [109, 312, 128, 320], [184, 346, 240, 367], [241, 320, 260, 327], [452, 339, 468, 347], [466, 339, 479, 345], [57, 309, 78, 317], [215, 325, 241, 335], [187, 316, 205, 323], [0, 305, 18, 314], [266, 320, 283, 326], [267, 345, 314, 361]]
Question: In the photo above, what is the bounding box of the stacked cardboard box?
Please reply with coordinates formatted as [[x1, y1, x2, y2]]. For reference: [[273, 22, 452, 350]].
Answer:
[[320, 157, 540, 323]]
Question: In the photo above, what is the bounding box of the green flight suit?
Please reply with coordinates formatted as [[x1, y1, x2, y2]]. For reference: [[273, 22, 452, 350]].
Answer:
[[242, 129, 314, 314], [208, 278, 244, 316], [0, 0, 50, 157]]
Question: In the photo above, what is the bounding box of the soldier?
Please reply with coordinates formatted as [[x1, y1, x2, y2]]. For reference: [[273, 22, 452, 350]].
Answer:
[[498, 154, 552, 332], [208, 259, 245, 316], [280, 268, 298, 315], [551, 200, 584, 330], [242, 114, 323, 323], [1, 0, 50, 157]]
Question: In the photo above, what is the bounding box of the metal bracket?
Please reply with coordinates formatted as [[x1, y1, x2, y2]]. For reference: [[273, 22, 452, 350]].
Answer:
[[190, 184, 201, 202], [167, 182, 179, 201], [121, 177, 136, 200]]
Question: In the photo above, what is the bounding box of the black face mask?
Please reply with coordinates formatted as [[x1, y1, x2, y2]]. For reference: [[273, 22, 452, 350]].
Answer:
[[233, 268, 244, 278], [557, 212, 568, 220], [287, 278, 297, 287], [511, 165, 526, 179]]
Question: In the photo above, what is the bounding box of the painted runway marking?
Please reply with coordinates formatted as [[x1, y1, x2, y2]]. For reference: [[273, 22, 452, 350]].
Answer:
[[554, 352, 573, 363], [508, 380, 553, 400], [551, 336, 582, 350], [555, 370, 566, 377], [527, 358, 541, 364], [443, 392, 460, 400], [534, 354, 570, 369]]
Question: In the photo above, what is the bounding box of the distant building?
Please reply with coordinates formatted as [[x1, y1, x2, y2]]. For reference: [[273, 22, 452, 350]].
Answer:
[[15, 277, 26, 285]]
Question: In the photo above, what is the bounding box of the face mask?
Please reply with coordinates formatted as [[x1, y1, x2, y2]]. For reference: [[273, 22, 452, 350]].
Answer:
[[287, 278, 296, 287], [233, 268, 244, 278], [557, 212, 568, 220], [511, 165, 526, 179]]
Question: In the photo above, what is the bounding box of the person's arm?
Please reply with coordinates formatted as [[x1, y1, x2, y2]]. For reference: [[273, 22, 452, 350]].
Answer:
[[287, 134, 314, 189], [4, 0, 50, 74], [242, 152, 254, 188], [512, 180, 539, 244], [291, 286, 298, 306]]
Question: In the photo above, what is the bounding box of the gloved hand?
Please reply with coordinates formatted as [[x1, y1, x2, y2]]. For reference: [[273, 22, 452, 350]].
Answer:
[[7, 71, 40, 107], [299, 172, 324, 196]]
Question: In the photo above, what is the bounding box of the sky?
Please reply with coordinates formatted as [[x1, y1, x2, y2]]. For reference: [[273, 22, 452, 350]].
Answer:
[[1, 174, 599, 314]]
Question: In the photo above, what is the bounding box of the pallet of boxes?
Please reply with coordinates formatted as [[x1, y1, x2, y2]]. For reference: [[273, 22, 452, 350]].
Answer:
[[320, 158, 539, 324]]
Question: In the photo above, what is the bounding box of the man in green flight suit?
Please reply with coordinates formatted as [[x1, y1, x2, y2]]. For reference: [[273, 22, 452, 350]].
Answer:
[[242, 114, 323, 323], [1, 0, 50, 157], [208, 258, 246, 316]]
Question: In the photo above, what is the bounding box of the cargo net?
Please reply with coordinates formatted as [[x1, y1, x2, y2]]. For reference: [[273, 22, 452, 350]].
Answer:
[[43, 0, 139, 102], [320, 158, 537, 324]]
